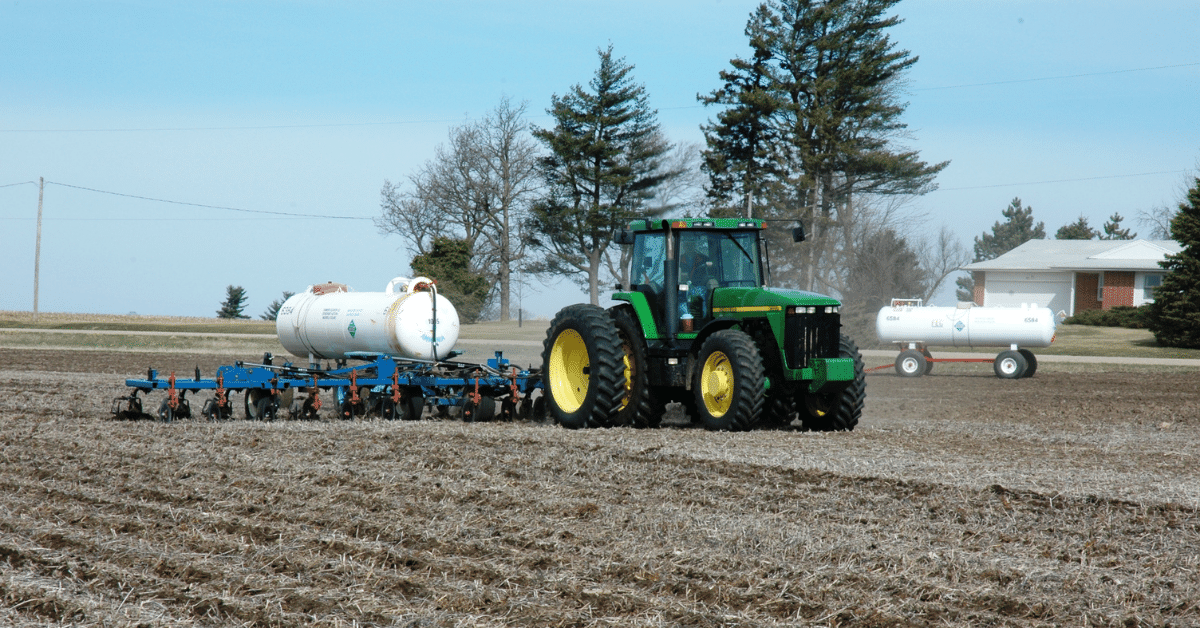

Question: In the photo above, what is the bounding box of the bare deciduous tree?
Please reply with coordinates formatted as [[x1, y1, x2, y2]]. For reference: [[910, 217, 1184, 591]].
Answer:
[[376, 97, 540, 321]]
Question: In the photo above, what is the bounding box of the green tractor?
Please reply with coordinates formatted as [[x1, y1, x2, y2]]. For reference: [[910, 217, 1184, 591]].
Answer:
[[541, 217, 866, 431]]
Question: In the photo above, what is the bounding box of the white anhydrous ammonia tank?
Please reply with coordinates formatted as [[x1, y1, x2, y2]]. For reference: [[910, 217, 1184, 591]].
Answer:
[[875, 301, 1056, 349], [275, 276, 460, 361]]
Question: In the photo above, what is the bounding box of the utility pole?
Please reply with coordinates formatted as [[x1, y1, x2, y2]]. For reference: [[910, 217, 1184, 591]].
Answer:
[[33, 177, 44, 323]]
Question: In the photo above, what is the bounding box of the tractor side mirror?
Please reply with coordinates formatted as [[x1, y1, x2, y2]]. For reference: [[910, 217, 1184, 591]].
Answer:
[[613, 229, 635, 245], [792, 223, 806, 243]]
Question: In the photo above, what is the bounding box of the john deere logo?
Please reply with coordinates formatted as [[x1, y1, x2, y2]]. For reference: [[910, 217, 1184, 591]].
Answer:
[[348, 320, 357, 338]]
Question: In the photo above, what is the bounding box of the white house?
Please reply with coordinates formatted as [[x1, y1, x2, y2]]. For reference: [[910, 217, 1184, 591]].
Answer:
[[961, 239, 1181, 317]]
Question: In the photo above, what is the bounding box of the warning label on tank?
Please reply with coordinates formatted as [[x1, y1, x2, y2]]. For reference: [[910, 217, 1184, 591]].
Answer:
[[348, 320, 357, 338], [955, 321, 965, 331]]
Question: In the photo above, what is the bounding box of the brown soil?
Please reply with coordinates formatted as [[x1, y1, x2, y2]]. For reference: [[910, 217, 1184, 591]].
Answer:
[[1, 347, 1198, 627]]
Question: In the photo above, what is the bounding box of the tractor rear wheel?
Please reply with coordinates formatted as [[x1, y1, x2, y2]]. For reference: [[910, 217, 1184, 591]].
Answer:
[[691, 330, 765, 431], [542, 304, 625, 429], [610, 306, 655, 428], [801, 334, 866, 432]]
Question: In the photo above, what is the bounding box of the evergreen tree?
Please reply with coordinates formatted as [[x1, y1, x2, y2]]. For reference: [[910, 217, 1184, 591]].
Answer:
[[1101, 212, 1136, 240], [956, 198, 1045, 301], [1055, 215, 1098, 240], [1146, 177, 1200, 348], [699, 0, 946, 292], [260, 291, 295, 321], [216, 285, 249, 319], [529, 45, 674, 304], [411, 236, 491, 324]]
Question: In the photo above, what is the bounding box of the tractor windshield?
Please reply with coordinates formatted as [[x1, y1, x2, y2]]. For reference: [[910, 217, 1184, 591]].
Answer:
[[679, 230, 762, 289]]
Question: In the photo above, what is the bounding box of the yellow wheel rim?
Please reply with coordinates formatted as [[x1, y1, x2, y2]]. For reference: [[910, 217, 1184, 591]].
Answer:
[[700, 350, 734, 417], [549, 329, 588, 413], [619, 345, 633, 411]]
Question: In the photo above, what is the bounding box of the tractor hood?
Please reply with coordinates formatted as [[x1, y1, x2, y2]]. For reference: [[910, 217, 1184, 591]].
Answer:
[[711, 286, 842, 312]]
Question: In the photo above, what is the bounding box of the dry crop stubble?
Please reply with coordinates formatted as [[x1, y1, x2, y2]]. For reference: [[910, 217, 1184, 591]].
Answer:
[[0, 346, 1197, 626]]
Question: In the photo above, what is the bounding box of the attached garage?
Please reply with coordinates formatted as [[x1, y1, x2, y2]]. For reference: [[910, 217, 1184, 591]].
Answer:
[[982, 271, 1073, 313]]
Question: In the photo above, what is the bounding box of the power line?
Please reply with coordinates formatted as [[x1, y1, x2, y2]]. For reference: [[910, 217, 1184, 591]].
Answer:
[[0, 117, 469, 134], [44, 181, 373, 220], [0, 181, 36, 189], [916, 61, 1200, 91], [938, 169, 1187, 191]]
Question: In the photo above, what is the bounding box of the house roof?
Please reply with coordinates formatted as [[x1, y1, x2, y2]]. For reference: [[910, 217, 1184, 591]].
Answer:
[[962, 239, 1182, 272]]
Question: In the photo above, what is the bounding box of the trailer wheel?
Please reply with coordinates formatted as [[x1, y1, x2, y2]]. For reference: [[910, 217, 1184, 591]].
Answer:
[[994, 350, 1028, 379], [542, 304, 624, 429], [801, 334, 866, 432], [692, 330, 765, 431], [895, 350, 927, 377], [610, 306, 655, 428], [1017, 349, 1038, 378]]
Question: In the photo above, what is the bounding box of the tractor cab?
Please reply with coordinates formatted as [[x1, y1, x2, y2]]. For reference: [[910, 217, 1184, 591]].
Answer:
[[623, 218, 768, 338]]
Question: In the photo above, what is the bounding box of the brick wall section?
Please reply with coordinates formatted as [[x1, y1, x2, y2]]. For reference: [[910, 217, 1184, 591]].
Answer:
[[1102, 271, 1135, 309], [973, 272, 985, 305], [1075, 273, 1101, 312]]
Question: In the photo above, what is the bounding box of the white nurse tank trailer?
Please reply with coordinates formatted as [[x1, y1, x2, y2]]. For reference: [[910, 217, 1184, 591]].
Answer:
[[874, 299, 1059, 379]]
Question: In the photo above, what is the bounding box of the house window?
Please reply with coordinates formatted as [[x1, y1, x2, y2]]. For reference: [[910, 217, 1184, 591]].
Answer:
[[1097, 272, 1104, 302], [1144, 273, 1163, 301]]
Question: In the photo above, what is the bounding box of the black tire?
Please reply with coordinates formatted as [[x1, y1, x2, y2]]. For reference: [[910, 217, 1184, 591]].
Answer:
[[750, 323, 794, 429], [542, 304, 625, 429], [461, 392, 496, 422], [801, 334, 866, 432], [894, 349, 927, 378], [994, 350, 1027, 379], [691, 329, 765, 431], [244, 389, 276, 421], [531, 395, 548, 423], [610, 306, 654, 428], [923, 351, 935, 375], [759, 390, 796, 429], [1017, 349, 1038, 378], [382, 387, 424, 420]]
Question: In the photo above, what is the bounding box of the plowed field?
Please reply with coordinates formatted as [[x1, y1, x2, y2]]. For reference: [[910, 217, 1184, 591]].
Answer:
[[1, 347, 1198, 627]]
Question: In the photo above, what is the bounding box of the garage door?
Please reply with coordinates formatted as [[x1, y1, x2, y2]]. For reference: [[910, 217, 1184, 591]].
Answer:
[[984, 271, 1071, 314]]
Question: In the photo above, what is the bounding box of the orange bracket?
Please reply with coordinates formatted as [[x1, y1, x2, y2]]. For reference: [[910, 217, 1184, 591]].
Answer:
[[309, 376, 322, 412], [470, 371, 482, 405], [167, 372, 179, 410], [348, 370, 361, 405]]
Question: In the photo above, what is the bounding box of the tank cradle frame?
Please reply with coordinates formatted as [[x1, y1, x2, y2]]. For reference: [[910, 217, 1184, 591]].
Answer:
[[113, 351, 543, 422], [865, 341, 1040, 380]]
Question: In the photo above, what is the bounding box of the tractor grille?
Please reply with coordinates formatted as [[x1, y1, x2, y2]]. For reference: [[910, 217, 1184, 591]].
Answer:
[[784, 310, 841, 369]]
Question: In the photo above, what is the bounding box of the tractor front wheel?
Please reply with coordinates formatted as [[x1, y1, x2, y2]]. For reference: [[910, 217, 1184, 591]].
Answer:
[[801, 334, 866, 432], [542, 305, 625, 429], [691, 330, 765, 431]]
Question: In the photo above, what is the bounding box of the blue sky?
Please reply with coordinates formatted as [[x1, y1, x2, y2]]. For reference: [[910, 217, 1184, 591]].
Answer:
[[2, 0, 1198, 318]]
